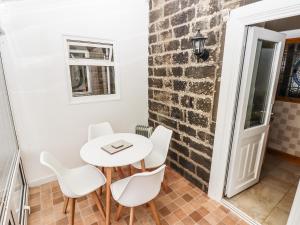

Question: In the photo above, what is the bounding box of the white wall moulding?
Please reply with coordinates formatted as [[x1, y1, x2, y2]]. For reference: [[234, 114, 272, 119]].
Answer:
[[0, 0, 149, 185]]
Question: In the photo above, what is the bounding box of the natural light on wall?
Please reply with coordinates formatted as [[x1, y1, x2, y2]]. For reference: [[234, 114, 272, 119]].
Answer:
[[65, 37, 118, 103]]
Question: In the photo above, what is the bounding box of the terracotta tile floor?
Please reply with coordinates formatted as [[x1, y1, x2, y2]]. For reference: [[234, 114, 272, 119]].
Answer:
[[28, 168, 248, 225]]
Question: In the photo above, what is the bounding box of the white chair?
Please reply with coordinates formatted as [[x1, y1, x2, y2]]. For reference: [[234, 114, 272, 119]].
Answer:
[[131, 125, 172, 190], [111, 165, 166, 225], [40, 151, 106, 225], [88, 121, 126, 178], [88, 121, 114, 141]]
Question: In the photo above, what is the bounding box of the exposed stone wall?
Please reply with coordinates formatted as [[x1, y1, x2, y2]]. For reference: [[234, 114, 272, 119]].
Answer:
[[148, 0, 259, 191]]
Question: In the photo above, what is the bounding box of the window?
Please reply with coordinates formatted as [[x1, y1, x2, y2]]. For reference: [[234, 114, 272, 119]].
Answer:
[[277, 38, 300, 102], [65, 38, 118, 103]]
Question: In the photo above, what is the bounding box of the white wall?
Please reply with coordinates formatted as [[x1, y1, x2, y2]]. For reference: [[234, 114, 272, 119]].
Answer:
[[0, 0, 149, 186]]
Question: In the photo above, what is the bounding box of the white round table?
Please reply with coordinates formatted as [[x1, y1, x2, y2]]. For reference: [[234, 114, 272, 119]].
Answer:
[[80, 133, 153, 225], [80, 133, 153, 167]]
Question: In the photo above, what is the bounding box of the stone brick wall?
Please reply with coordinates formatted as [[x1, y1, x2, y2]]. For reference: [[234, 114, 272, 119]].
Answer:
[[148, 0, 259, 191]]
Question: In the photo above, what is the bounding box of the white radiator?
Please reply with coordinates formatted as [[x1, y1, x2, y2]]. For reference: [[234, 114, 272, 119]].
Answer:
[[135, 125, 153, 138]]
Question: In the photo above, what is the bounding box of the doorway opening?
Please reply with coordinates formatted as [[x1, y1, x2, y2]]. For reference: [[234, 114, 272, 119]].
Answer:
[[224, 16, 300, 225]]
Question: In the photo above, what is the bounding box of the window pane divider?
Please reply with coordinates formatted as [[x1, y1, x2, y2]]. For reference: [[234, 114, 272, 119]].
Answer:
[[68, 59, 114, 66], [68, 41, 112, 49]]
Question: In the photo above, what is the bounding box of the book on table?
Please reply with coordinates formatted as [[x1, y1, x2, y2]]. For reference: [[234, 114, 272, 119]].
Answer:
[[101, 140, 133, 154]]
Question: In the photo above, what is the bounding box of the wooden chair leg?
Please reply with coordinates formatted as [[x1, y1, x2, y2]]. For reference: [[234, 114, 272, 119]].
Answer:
[[130, 166, 135, 175], [96, 167, 105, 197], [149, 200, 161, 225], [129, 207, 135, 225], [92, 191, 106, 219], [128, 165, 132, 176], [115, 204, 123, 221], [70, 198, 76, 225], [99, 167, 105, 196], [117, 167, 125, 178], [162, 174, 170, 193], [63, 197, 69, 214], [99, 186, 103, 197]]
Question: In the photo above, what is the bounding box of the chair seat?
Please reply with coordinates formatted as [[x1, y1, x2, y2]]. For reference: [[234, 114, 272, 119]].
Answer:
[[111, 176, 131, 202], [111, 165, 165, 210], [131, 151, 164, 170], [62, 165, 106, 198]]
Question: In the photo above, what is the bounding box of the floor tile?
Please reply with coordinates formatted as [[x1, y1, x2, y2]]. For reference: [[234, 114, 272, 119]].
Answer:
[[227, 153, 299, 224], [277, 193, 294, 212], [28, 168, 246, 225], [262, 207, 289, 225]]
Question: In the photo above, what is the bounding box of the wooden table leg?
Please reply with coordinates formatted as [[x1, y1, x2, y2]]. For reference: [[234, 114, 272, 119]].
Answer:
[[105, 167, 112, 225], [140, 159, 146, 172]]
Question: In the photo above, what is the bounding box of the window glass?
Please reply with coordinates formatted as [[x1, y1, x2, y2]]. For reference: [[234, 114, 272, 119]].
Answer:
[[277, 41, 300, 98], [69, 44, 112, 60], [244, 40, 276, 129], [70, 65, 115, 96], [66, 39, 116, 99]]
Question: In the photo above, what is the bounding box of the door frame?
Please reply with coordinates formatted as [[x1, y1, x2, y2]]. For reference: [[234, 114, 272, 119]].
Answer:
[[208, 0, 300, 211]]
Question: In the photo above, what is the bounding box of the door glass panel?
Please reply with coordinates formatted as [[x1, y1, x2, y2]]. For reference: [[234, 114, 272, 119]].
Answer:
[[0, 55, 18, 216], [244, 40, 276, 129]]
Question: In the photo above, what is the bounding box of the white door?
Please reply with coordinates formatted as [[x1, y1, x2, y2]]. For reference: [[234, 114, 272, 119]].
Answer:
[[226, 27, 286, 198]]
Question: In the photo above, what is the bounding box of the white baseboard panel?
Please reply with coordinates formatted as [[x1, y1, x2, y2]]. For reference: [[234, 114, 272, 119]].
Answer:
[[28, 174, 57, 187]]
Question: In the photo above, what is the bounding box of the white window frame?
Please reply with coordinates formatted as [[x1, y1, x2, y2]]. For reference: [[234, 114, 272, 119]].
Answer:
[[69, 49, 92, 95], [64, 36, 120, 104]]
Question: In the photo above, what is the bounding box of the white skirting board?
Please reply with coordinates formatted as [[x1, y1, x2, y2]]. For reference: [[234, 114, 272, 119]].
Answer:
[[28, 174, 57, 187]]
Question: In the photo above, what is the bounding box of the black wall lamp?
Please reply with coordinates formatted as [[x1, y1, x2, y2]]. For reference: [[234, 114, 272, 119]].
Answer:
[[191, 30, 209, 62]]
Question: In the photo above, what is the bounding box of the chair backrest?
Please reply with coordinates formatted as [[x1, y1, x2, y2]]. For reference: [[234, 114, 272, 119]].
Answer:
[[40, 151, 73, 197], [117, 165, 166, 207], [150, 125, 172, 161], [88, 122, 114, 141]]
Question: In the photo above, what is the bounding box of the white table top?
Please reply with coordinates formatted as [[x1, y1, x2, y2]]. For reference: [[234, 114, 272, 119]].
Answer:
[[80, 133, 153, 167]]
